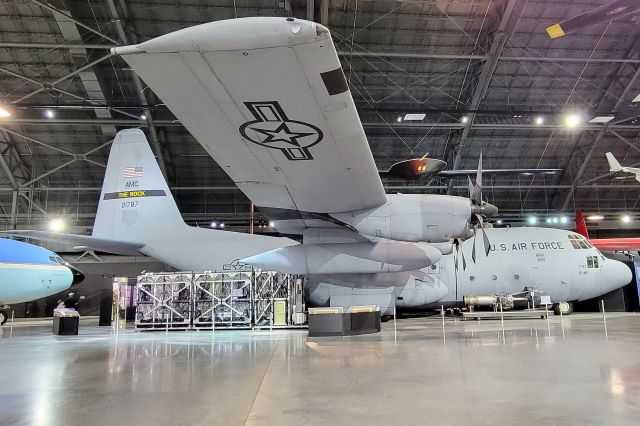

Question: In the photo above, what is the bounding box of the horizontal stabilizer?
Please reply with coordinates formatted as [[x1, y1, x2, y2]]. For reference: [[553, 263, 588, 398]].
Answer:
[[0, 231, 145, 256]]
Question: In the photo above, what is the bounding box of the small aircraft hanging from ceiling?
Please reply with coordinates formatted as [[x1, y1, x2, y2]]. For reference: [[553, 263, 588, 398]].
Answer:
[[379, 157, 561, 181], [606, 152, 640, 183]]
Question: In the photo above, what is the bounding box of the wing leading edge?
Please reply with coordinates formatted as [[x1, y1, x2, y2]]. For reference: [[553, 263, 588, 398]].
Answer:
[[114, 17, 387, 215]]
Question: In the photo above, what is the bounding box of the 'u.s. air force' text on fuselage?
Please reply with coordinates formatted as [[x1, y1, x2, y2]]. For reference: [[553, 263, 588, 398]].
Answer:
[[490, 241, 565, 252]]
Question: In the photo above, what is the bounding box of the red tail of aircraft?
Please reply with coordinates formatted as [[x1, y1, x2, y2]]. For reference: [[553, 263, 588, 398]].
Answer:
[[575, 210, 640, 252]]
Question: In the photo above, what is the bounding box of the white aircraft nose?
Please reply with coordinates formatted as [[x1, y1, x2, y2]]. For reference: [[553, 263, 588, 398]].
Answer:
[[604, 259, 632, 292]]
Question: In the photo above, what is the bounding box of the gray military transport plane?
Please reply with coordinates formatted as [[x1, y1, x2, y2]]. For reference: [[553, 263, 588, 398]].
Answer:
[[4, 129, 631, 316], [6, 17, 632, 315]]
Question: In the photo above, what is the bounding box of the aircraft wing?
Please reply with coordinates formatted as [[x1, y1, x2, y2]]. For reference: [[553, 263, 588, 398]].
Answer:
[[0, 231, 145, 256], [113, 17, 387, 215]]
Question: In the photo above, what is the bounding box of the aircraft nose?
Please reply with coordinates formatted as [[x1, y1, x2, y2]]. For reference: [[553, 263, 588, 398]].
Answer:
[[68, 265, 85, 285], [605, 259, 632, 291]]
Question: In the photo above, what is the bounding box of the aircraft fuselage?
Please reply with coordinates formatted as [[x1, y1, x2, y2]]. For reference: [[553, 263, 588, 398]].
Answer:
[[306, 227, 632, 313]]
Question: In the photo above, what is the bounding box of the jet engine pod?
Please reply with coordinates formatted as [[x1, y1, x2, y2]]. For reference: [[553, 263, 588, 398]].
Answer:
[[241, 241, 442, 274]]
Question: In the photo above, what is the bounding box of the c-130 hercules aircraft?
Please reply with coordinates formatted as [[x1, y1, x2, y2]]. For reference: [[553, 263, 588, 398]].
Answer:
[[6, 18, 631, 315], [6, 129, 631, 316]]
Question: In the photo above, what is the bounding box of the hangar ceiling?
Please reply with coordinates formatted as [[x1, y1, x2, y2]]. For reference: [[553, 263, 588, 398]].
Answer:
[[1, 0, 640, 232]]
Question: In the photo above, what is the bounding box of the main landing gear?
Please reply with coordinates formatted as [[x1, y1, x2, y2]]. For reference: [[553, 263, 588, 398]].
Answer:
[[0, 309, 8, 325], [553, 301, 574, 316]]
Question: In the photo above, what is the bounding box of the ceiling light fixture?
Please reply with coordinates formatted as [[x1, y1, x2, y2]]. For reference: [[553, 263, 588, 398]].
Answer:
[[535, 116, 544, 125], [564, 113, 581, 128], [589, 116, 614, 124], [48, 218, 65, 232], [461, 116, 469, 123], [140, 114, 147, 120], [587, 214, 604, 221], [622, 215, 631, 224], [0, 106, 11, 118], [403, 113, 426, 121], [44, 109, 54, 119]]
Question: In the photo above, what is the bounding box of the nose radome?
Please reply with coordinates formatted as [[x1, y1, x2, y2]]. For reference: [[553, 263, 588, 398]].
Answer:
[[68, 265, 85, 285], [606, 259, 632, 291]]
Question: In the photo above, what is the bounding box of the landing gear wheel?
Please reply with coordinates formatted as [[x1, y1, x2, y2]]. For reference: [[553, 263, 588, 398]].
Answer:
[[553, 302, 573, 316], [0, 310, 7, 325]]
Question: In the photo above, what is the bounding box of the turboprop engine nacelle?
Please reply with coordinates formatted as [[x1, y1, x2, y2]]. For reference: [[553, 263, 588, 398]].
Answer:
[[241, 241, 442, 274], [331, 194, 477, 243]]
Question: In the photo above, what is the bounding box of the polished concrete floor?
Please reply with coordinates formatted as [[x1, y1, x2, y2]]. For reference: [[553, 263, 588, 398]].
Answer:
[[1, 313, 640, 425]]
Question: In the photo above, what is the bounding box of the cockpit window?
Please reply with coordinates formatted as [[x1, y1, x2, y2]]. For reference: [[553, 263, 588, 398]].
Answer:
[[568, 234, 592, 249]]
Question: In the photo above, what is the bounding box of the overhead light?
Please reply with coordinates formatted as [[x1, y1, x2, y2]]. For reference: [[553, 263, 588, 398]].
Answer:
[[622, 215, 631, 224], [0, 105, 11, 118], [560, 216, 568, 224], [219, 223, 225, 228], [546, 217, 552, 224], [496, 219, 503, 225], [403, 113, 426, 121], [396, 116, 402, 123], [527, 216, 537, 225], [587, 214, 604, 221], [535, 116, 544, 125], [552, 217, 558, 224], [140, 114, 147, 120], [589, 116, 614, 124], [44, 109, 54, 119], [564, 113, 581, 128], [461, 116, 469, 123], [632, 93, 640, 103], [520, 172, 534, 176], [269, 221, 275, 227], [209, 221, 218, 228], [48, 218, 65, 232]]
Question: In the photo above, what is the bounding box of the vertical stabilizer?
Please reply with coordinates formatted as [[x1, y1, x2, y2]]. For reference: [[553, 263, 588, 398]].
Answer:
[[92, 129, 186, 242], [575, 211, 590, 239], [606, 152, 623, 172]]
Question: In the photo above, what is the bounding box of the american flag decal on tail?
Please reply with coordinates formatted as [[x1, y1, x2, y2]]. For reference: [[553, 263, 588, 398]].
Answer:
[[122, 167, 143, 178]]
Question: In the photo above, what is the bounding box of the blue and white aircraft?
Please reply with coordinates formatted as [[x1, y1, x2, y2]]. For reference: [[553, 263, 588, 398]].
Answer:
[[0, 238, 84, 325]]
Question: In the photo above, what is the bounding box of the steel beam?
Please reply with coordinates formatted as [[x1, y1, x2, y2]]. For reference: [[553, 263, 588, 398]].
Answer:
[[447, 0, 517, 194], [3, 117, 639, 131], [11, 53, 113, 104], [30, 0, 119, 44], [105, 0, 169, 180]]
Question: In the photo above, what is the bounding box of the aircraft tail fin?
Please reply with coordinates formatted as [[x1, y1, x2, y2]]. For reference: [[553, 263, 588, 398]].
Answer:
[[92, 129, 186, 242], [606, 152, 623, 172], [575, 210, 590, 239]]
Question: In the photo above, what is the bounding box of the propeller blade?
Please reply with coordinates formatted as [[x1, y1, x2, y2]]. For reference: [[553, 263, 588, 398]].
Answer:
[[476, 150, 483, 190], [471, 227, 477, 264], [481, 223, 491, 257], [461, 245, 467, 270], [454, 239, 459, 270]]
